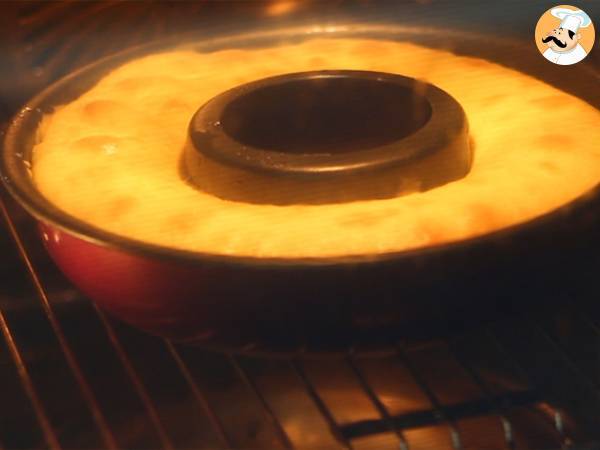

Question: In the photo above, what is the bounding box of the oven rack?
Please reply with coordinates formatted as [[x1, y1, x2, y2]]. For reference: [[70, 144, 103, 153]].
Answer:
[[2, 189, 600, 450]]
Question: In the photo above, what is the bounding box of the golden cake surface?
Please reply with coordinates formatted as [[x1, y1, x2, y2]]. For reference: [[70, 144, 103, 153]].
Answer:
[[32, 38, 600, 257]]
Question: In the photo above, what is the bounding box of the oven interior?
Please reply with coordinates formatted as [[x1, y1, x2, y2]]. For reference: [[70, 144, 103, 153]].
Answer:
[[1, 1, 600, 449]]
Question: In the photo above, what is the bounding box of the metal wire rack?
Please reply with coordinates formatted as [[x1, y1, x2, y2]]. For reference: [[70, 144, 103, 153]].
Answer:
[[2, 190, 600, 450]]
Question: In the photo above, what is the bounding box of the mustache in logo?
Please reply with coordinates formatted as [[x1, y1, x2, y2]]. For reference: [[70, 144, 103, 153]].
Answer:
[[542, 35, 567, 48]]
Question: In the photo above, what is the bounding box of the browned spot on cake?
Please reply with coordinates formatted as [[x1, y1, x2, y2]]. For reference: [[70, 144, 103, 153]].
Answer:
[[308, 56, 327, 67], [106, 196, 137, 219], [538, 133, 574, 148], [82, 100, 119, 120], [463, 58, 491, 68], [162, 99, 189, 111], [481, 94, 505, 106], [540, 161, 560, 173], [531, 95, 564, 108], [164, 212, 195, 233], [468, 203, 500, 231], [418, 222, 448, 244]]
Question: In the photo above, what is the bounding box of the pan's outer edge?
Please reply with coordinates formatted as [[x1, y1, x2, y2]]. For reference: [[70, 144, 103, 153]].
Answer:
[[1, 23, 599, 269]]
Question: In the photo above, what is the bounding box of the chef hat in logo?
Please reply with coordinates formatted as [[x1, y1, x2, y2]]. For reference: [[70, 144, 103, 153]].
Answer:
[[551, 7, 592, 33]]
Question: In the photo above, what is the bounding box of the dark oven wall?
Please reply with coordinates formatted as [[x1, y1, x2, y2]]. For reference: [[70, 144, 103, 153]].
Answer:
[[1, 0, 598, 125]]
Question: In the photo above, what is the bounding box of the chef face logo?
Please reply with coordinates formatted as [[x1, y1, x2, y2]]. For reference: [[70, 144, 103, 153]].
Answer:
[[542, 27, 580, 52], [535, 5, 595, 65]]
